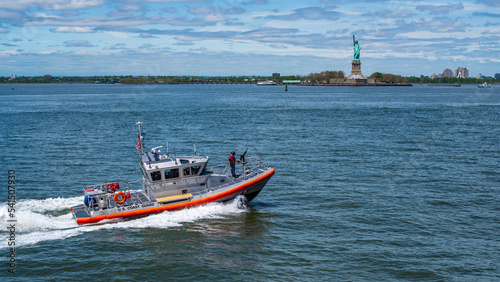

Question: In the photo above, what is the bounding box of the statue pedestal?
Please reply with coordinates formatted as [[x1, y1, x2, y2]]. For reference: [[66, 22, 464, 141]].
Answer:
[[347, 60, 366, 80]]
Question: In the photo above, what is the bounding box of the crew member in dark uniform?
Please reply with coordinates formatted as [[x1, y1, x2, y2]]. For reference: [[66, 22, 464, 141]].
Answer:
[[228, 151, 240, 177]]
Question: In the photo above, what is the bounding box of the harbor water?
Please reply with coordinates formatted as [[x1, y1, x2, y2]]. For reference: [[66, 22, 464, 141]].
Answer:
[[1, 84, 499, 280]]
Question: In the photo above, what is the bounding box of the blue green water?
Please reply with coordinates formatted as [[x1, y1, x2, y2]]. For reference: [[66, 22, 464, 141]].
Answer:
[[1, 84, 499, 280]]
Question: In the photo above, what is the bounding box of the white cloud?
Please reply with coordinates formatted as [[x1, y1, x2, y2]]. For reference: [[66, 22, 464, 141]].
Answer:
[[188, 6, 216, 14], [175, 35, 200, 41], [51, 26, 95, 33], [1, 0, 105, 11], [188, 6, 245, 15], [117, 4, 146, 11], [269, 44, 287, 49], [0, 49, 23, 55], [1, 0, 44, 10], [139, 43, 153, 49], [477, 0, 500, 8], [264, 7, 341, 21], [203, 14, 228, 23], [103, 43, 127, 50], [64, 40, 95, 47], [44, 0, 105, 11], [483, 27, 500, 34], [416, 3, 464, 15]]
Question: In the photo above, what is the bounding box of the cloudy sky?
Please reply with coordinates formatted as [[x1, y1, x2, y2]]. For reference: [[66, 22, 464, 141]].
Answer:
[[1, 0, 499, 77]]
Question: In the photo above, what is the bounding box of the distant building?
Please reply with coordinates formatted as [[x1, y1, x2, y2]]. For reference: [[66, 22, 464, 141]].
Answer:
[[455, 67, 469, 78], [441, 68, 454, 78], [477, 73, 484, 79], [495, 73, 500, 79], [272, 73, 280, 77]]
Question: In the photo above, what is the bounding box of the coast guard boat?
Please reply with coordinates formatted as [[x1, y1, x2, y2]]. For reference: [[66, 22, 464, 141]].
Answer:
[[71, 122, 275, 225]]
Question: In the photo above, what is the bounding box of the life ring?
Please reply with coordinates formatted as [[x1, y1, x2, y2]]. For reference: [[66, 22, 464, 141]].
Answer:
[[106, 183, 119, 193], [114, 192, 126, 205]]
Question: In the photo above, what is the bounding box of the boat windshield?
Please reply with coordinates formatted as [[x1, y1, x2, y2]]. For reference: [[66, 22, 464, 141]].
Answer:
[[151, 171, 161, 181], [192, 165, 201, 174], [165, 168, 179, 179]]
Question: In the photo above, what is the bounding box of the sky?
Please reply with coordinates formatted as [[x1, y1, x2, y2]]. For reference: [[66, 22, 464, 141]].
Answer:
[[0, 0, 499, 77]]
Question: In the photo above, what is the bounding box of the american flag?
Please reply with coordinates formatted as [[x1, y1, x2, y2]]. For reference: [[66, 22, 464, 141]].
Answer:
[[135, 137, 141, 151]]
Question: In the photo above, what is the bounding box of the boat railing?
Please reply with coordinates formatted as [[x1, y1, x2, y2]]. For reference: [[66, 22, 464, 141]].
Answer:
[[206, 164, 227, 173], [207, 156, 266, 181], [82, 180, 130, 193], [82, 180, 132, 214]]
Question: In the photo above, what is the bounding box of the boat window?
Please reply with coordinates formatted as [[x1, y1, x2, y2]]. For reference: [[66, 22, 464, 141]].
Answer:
[[183, 167, 191, 176], [191, 165, 201, 175], [164, 168, 179, 179], [180, 159, 189, 164], [150, 171, 161, 182]]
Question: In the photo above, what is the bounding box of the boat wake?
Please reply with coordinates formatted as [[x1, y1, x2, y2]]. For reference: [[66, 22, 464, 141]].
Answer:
[[0, 195, 248, 249]]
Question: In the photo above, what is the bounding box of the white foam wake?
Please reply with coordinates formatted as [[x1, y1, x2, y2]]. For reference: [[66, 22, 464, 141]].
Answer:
[[99, 196, 247, 230], [0, 196, 247, 249]]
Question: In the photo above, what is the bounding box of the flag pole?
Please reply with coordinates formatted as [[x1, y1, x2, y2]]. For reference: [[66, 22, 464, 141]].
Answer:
[[136, 121, 144, 157]]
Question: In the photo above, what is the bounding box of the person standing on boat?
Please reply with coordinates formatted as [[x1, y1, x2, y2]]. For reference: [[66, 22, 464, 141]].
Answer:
[[228, 151, 240, 177]]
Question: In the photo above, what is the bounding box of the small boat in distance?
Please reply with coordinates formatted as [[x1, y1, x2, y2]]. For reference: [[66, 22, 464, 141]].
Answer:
[[478, 82, 491, 88], [71, 122, 275, 225], [257, 80, 277, 85]]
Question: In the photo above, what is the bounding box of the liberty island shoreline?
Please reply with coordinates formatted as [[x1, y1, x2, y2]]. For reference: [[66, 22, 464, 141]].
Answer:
[[3, 76, 496, 86], [2, 81, 413, 86]]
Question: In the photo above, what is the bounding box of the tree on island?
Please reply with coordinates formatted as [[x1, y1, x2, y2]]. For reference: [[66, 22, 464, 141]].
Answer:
[[304, 70, 345, 83], [369, 72, 406, 84]]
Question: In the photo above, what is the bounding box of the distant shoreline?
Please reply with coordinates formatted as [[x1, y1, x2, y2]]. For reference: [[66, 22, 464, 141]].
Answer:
[[3, 82, 412, 86], [3, 82, 497, 86], [3, 73, 498, 86]]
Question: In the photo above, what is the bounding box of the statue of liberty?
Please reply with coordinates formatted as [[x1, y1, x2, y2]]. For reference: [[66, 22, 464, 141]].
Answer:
[[353, 35, 361, 61]]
